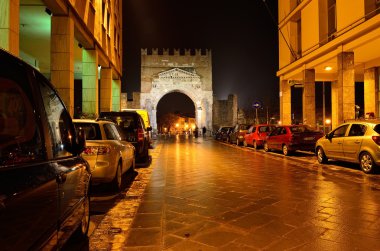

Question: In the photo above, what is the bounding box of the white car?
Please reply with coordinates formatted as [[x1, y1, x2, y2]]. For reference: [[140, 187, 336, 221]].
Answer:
[[73, 119, 135, 191]]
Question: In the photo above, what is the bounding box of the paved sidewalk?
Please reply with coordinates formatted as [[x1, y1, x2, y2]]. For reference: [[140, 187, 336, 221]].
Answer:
[[89, 136, 380, 250]]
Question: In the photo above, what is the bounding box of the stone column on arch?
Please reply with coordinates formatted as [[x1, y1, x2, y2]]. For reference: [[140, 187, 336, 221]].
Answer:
[[0, 0, 19, 55], [331, 52, 355, 128], [302, 69, 316, 127], [100, 67, 112, 112], [51, 15, 74, 116], [82, 49, 98, 116], [364, 67, 379, 117], [112, 78, 121, 111], [280, 79, 291, 125]]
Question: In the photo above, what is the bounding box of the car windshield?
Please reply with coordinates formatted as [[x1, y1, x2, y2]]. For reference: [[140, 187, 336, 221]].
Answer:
[[221, 127, 229, 132], [290, 125, 318, 133], [74, 123, 101, 140]]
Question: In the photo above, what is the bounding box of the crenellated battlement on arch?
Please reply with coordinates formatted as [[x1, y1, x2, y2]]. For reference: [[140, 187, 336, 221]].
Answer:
[[141, 48, 211, 56]]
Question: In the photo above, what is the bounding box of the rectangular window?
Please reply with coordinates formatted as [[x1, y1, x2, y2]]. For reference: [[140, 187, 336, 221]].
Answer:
[[365, 0, 380, 19], [328, 0, 336, 39], [296, 18, 302, 57]]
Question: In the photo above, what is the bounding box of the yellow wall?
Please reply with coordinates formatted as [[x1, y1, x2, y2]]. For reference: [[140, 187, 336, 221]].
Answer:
[[278, 0, 292, 22], [336, 0, 365, 34], [301, 0, 320, 54]]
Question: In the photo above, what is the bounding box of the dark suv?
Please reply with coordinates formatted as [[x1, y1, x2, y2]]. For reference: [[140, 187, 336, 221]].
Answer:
[[99, 111, 151, 163], [0, 49, 91, 250]]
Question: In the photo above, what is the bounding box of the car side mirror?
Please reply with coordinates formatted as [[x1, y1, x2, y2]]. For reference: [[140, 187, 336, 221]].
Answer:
[[147, 126, 152, 132], [325, 133, 332, 140], [75, 127, 86, 154]]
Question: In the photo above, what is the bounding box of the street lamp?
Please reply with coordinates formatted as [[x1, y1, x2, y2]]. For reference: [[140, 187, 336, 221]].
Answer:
[[323, 66, 332, 134], [325, 118, 331, 133]]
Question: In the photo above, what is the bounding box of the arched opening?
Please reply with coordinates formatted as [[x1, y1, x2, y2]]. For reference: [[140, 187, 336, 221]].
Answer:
[[156, 92, 196, 134]]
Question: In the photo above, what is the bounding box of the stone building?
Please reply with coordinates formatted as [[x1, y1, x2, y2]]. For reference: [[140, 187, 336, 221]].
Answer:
[[134, 48, 213, 131], [1, 0, 123, 116], [278, 0, 380, 129], [212, 94, 238, 130]]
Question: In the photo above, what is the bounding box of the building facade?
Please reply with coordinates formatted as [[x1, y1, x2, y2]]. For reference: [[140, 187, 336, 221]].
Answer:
[[277, 0, 380, 129], [212, 94, 238, 130], [138, 48, 213, 132], [1, 0, 123, 116]]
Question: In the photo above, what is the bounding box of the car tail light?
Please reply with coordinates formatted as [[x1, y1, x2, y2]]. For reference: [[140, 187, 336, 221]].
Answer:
[[83, 146, 111, 155], [372, 136, 380, 145], [138, 128, 144, 142]]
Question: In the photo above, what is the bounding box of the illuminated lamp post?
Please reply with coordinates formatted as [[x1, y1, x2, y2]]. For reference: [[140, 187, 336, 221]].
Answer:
[[323, 66, 332, 133], [325, 118, 331, 133]]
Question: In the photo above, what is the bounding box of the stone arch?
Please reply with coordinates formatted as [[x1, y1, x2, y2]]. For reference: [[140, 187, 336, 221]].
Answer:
[[141, 85, 212, 131], [140, 50, 213, 133]]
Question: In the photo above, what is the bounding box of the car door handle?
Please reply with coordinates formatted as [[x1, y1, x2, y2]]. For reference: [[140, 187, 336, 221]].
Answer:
[[337, 142, 342, 145], [354, 141, 360, 144], [56, 172, 67, 184]]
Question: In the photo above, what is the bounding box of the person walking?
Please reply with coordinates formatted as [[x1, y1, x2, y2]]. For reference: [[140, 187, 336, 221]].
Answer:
[[202, 126, 207, 137]]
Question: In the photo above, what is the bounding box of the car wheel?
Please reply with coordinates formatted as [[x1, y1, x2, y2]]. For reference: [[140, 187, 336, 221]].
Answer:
[[253, 141, 257, 150], [243, 140, 247, 147], [282, 144, 289, 156], [73, 193, 90, 239], [360, 152, 376, 174], [263, 142, 269, 152], [316, 147, 328, 164], [112, 161, 122, 191]]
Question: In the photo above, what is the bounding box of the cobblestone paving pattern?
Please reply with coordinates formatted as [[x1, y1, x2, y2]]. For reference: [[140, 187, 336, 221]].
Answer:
[[89, 136, 380, 251]]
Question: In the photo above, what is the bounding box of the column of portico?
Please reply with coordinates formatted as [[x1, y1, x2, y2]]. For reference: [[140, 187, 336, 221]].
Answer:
[[364, 67, 379, 117], [112, 78, 121, 111], [302, 69, 316, 127], [280, 79, 291, 125], [82, 49, 98, 116], [331, 52, 355, 129], [100, 68, 112, 112], [0, 0, 19, 55], [51, 15, 74, 115]]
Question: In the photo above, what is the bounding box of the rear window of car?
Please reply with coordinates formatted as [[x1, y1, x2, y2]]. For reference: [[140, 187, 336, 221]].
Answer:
[[259, 126, 275, 133], [240, 125, 249, 130], [290, 125, 318, 133], [100, 112, 140, 130], [374, 124, 380, 134], [74, 123, 101, 140]]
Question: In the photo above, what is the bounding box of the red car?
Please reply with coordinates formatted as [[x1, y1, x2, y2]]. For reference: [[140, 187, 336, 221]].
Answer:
[[263, 125, 324, 156], [243, 124, 276, 149]]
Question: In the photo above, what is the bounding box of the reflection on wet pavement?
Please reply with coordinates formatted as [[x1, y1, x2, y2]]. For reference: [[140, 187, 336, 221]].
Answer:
[[89, 135, 380, 250]]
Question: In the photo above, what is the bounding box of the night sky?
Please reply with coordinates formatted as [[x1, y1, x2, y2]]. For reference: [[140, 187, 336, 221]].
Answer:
[[122, 0, 279, 115]]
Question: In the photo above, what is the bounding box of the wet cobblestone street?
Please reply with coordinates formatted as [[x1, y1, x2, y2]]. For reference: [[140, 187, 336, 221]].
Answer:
[[88, 135, 380, 250]]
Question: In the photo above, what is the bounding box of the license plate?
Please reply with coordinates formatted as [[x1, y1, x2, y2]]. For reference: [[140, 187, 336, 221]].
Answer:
[[304, 137, 314, 140]]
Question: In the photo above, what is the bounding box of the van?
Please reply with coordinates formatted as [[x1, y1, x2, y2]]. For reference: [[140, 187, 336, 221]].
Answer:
[[0, 48, 91, 250], [121, 108, 153, 145], [121, 109, 151, 129]]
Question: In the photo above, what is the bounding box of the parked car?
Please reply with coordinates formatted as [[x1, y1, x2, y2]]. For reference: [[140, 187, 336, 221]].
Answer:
[[315, 120, 380, 174], [99, 111, 151, 163], [215, 126, 234, 141], [73, 119, 135, 190], [121, 108, 153, 145], [228, 124, 250, 145], [0, 48, 91, 250], [243, 124, 276, 149], [264, 125, 324, 156]]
